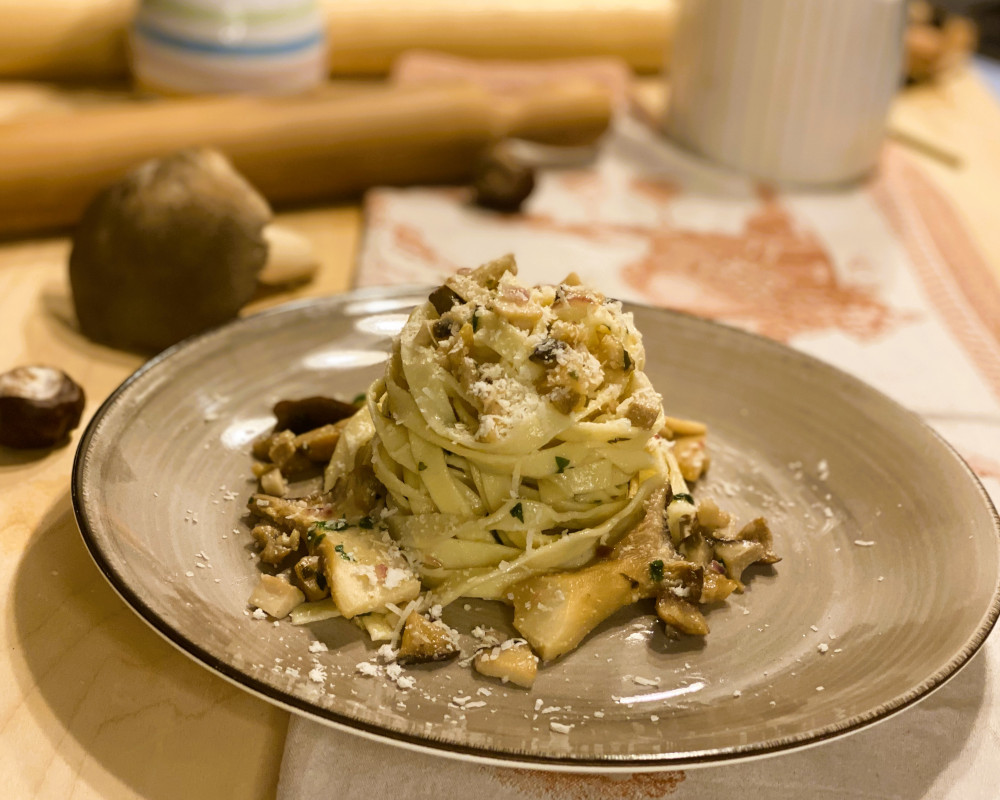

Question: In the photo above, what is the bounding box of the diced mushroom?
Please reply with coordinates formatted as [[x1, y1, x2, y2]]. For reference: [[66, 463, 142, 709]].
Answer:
[[316, 527, 421, 619], [259, 466, 288, 497], [295, 423, 344, 463], [397, 611, 460, 664], [428, 284, 464, 315], [734, 517, 781, 564], [267, 429, 298, 468], [700, 569, 741, 603], [673, 435, 710, 482], [552, 285, 603, 323], [712, 539, 766, 585], [247, 492, 338, 537], [473, 640, 539, 688], [695, 497, 731, 534], [251, 523, 301, 565], [656, 593, 709, 636], [292, 554, 329, 602], [679, 530, 714, 566], [530, 337, 569, 365], [248, 574, 305, 619]]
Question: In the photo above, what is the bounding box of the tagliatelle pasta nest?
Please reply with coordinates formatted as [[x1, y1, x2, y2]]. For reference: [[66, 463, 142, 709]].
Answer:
[[245, 255, 780, 688]]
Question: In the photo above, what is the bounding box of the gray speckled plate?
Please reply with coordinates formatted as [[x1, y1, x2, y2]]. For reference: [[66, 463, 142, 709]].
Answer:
[[72, 287, 1000, 771]]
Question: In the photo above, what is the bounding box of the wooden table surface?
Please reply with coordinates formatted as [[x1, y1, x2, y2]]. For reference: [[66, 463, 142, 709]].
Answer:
[[2, 67, 999, 800]]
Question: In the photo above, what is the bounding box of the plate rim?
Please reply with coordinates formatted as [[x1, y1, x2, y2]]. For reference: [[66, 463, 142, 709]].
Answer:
[[71, 286, 1000, 771]]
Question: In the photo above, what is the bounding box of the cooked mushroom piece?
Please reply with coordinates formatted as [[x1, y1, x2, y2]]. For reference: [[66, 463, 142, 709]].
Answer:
[[700, 569, 741, 603], [511, 560, 641, 662], [272, 396, 359, 434], [396, 611, 460, 664], [656, 593, 709, 636], [258, 466, 288, 497], [473, 640, 539, 688], [251, 523, 301, 565], [712, 539, 767, 585], [673, 435, 710, 482], [292, 554, 329, 602], [734, 517, 781, 564], [695, 497, 731, 534]]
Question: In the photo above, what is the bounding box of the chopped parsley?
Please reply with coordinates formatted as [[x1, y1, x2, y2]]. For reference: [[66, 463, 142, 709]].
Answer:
[[510, 502, 524, 523], [417, 461, 428, 471], [306, 527, 326, 547], [649, 559, 665, 583], [317, 519, 349, 532], [352, 392, 366, 405], [555, 455, 570, 474], [334, 543, 354, 562], [623, 350, 633, 370], [671, 492, 695, 505], [358, 516, 374, 529]]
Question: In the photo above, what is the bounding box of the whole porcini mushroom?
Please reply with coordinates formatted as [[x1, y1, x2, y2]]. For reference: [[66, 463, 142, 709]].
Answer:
[[69, 148, 272, 353]]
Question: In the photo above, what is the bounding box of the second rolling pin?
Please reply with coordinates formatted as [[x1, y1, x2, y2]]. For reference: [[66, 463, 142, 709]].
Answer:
[[0, 79, 611, 237]]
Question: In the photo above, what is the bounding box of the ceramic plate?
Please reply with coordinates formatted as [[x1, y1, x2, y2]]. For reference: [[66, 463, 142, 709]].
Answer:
[[73, 287, 1000, 770]]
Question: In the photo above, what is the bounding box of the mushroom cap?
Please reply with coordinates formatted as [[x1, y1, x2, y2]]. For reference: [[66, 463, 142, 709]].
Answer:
[[69, 148, 272, 353]]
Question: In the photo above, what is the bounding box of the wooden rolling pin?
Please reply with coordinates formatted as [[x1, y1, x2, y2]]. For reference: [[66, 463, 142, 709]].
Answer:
[[0, 79, 611, 238], [0, 0, 676, 81]]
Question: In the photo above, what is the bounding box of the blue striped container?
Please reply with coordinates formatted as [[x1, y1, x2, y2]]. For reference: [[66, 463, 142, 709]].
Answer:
[[130, 0, 328, 95]]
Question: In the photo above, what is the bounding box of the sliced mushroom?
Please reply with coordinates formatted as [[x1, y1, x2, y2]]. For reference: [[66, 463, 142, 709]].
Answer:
[[273, 396, 359, 434], [396, 611, 460, 664], [656, 594, 709, 636], [712, 539, 767, 585], [735, 517, 781, 564], [473, 640, 539, 688], [700, 569, 741, 604]]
